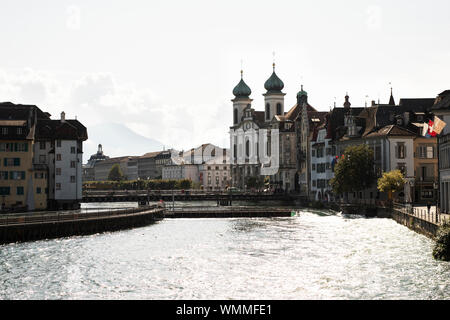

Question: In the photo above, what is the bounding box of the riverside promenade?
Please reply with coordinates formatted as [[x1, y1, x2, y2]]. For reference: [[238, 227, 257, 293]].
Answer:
[[0, 205, 165, 245], [390, 203, 450, 239]]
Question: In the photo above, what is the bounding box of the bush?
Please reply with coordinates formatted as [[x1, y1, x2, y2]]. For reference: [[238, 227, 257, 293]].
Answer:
[[432, 222, 450, 261], [83, 179, 192, 190]]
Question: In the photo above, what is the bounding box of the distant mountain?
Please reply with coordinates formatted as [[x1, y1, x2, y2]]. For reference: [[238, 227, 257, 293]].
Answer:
[[82, 122, 166, 162]]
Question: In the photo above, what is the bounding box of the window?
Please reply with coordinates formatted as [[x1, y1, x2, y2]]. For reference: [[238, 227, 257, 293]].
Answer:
[[266, 104, 270, 120], [312, 163, 316, 170], [56, 168, 61, 175], [0, 172, 8, 180], [17, 128, 22, 135], [234, 109, 238, 124], [245, 140, 250, 158], [40, 141, 46, 150], [0, 187, 10, 195], [396, 143, 406, 159], [56, 154, 61, 161], [4, 158, 20, 166], [70, 161, 76, 168], [312, 150, 316, 157], [276, 103, 282, 115], [1, 128, 7, 135], [36, 187, 41, 194], [10, 171, 25, 180], [397, 163, 407, 175], [57, 140, 61, 147], [56, 183, 61, 191], [35, 172, 44, 179], [70, 176, 76, 183], [71, 147, 76, 154], [17, 186, 24, 195], [39, 155, 46, 164]]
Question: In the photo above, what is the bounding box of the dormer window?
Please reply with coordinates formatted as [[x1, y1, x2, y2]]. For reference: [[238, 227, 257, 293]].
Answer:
[[396, 118, 403, 126]]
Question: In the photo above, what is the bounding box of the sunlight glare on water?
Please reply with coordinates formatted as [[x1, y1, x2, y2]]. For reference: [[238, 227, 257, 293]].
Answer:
[[0, 205, 449, 300]]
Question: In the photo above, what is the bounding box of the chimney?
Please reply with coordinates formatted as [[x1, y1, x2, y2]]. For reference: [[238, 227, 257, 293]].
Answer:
[[371, 100, 376, 106], [61, 111, 66, 122]]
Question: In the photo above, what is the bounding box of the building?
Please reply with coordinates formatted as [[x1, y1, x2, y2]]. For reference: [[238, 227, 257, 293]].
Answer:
[[93, 156, 138, 181], [229, 65, 321, 193], [316, 92, 436, 204], [430, 90, 450, 213], [82, 144, 109, 181], [199, 155, 231, 191], [0, 102, 87, 211], [161, 144, 230, 190]]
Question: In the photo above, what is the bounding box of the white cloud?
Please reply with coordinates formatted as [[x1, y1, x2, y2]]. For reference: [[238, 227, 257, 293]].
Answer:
[[0, 68, 230, 155]]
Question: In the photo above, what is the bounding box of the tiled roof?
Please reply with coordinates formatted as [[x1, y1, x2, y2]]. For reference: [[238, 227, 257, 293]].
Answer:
[[431, 90, 450, 111]]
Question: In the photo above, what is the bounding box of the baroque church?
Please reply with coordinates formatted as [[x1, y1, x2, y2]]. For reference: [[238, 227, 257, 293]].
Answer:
[[229, 63, 324, 193]]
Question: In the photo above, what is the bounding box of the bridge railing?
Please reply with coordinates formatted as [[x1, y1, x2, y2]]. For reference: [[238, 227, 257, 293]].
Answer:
[[82, 189, 276, 197], [0, 205, 161, 226]]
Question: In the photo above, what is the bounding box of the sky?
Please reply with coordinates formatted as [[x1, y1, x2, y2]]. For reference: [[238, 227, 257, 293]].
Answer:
[[0, 0, 449, 161]]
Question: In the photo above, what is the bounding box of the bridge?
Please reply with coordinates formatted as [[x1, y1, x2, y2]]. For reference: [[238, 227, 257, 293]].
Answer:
[[82, 189, 300, 204]]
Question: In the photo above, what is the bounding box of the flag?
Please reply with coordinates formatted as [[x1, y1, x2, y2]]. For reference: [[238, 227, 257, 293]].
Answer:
[[428, 120, 437, 137], [422, 122, 429, 137], [432, 116, 447, 135], [423, 120, 437, 138]]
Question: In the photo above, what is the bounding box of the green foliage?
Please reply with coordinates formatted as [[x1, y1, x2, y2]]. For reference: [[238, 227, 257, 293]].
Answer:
[[377, 170, 405, 193], [330, 144, 376, 194], [433, 222, 450, 261], [108, 164, 124, 181], [83, 179, 192, 190], [246, 176, 265, 189]]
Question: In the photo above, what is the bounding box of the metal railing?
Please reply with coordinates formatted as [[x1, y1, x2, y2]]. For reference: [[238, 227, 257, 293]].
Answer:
[[82, 189, 275, 197], [392, 202, 450, 226], [0, 205, 161, 226]]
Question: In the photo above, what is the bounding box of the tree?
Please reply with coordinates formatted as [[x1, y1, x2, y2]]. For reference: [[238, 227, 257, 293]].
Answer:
[[330, 144, 376, 195], [377, 170, 405, 200], [108, 164, 124, 181], [245, 176, 264, 190], [177, 179, 192, 190]]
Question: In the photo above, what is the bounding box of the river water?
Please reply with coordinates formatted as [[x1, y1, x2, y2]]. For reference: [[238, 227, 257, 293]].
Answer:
[[0, 202, 449, 300]]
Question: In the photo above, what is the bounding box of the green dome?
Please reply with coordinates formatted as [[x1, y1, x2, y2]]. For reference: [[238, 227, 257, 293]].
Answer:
[[233, 77, 252, 98], [297, 88, 307, 99], [264, 66, 284, 93]]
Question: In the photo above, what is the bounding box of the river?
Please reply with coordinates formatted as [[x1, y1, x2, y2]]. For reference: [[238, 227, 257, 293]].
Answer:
[[0, 202, 449, 299]]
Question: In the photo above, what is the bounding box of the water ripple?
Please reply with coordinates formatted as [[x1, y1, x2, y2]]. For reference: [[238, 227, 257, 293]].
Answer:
[[0, 206, 449, 300]]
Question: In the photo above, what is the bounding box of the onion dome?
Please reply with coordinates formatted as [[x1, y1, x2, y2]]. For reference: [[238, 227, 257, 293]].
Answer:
[[297, 85, 307, 100], [233, 70, 252, 99], [264, 63, 284, 93]]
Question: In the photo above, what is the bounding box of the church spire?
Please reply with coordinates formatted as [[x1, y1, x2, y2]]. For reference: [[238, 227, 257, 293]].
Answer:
[[389, 83, 395, 105]]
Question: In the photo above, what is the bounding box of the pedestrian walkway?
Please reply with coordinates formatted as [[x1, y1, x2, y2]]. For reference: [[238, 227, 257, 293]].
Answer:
[[411, 205, 450, 225]]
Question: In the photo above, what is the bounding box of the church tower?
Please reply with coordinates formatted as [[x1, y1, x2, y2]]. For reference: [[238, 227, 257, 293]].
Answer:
[[232, 70, 252, 126], [263, 63, 285, 122]]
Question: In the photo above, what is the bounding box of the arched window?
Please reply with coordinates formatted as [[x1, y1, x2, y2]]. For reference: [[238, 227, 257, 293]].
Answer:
[[245, 139, 250, 158], [233, 144, 237, 160], [266, 104, 270, 120], [276, 103, 282, 115], [234, 109, 238, 124]]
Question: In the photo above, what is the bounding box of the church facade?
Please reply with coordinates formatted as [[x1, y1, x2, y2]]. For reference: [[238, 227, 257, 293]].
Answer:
[[229, 64, 322, 193]]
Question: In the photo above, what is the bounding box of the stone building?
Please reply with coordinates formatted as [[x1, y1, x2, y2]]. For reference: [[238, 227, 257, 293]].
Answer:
[[229, 65, 318, 193], [82, 144, 109, 181], [430, 90, 450, 213], [0, 102, 87, 211]]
